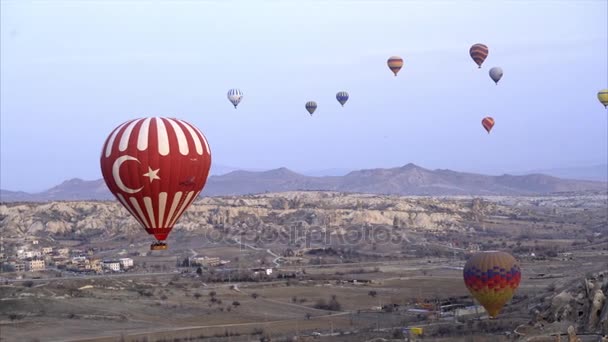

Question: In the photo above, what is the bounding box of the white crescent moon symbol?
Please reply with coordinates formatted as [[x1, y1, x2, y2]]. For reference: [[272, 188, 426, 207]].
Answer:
[[112, 155, 144, 194]]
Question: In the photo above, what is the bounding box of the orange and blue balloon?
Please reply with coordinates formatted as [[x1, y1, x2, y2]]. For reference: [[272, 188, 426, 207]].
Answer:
[[463, 251, 521, 318]]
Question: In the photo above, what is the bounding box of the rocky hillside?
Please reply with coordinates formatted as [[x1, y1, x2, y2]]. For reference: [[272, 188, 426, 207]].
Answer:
[[2, 164, 606, 202], [519, 271, 608, 338], [0, 192, 476, 241]]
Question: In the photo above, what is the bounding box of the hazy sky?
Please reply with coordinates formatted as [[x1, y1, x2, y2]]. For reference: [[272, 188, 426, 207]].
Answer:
[[1, 0, 607, 192]]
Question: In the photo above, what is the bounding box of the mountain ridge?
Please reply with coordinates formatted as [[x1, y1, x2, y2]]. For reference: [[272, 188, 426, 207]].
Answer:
[[1, 163, 606, 202]]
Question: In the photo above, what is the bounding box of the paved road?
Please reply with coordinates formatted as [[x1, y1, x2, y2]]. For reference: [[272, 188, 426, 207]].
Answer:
[[1, 271, 178, 284]]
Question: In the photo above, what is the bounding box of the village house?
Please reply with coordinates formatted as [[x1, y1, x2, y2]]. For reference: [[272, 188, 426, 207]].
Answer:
[[251, 267, 274, 276], [26, 259, 45, 272], [118, 258, 133, 269], [71, 256, 87, 263], [89, 259, 102, 273], [53, 256, 69, 267], [56, 248, 70, 256], [102, 260, 121, 272], [8, 260, 25, 272], [190, 256, 221, 267], [17, 249, 43, 260]]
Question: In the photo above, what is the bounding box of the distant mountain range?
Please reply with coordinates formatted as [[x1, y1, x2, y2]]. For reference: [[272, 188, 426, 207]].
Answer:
[[211, 164, 351, 177], [214, 163, 608, 181], [510, 164, 607, 182], [1, 163, 606, 202]]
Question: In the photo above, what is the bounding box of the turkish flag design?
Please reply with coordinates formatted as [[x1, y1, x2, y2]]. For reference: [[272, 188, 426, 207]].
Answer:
[[100, 117, 212, 241]]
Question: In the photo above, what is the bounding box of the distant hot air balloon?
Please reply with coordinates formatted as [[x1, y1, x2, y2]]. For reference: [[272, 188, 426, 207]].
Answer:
[[463, 251, 521, 318], [387, 56, 404, 76], [598, 89, 608, 108], [336, 91, 349, 107], [482, 117, 495, 133], [100, 117, 212, 250], [305, 101, 317, 115], [227, 89, 243, 109], [470, 44, 489, 68], [489, 67, 503, 85]]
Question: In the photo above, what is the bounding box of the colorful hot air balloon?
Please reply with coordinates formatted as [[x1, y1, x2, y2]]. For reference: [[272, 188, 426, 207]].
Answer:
[[387, 56, 404, 76], [227, 89, 243, 109], [100, 117, 212, 250], [305, 101, 317, 115], [470, 44, 489, 68], [336, 91, 349, 107], [598, 89, 608, 108], [463, 251, 521, 318], [482, 117, 495, 133], [489, 67, 503, 85]]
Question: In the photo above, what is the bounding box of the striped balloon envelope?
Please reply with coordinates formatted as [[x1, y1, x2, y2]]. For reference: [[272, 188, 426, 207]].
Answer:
[[336, 91, 349, 107], [482, 116, 495, 134], [227, 88, 243, 109], [463, 251, 521, 318], [469, 43, 489, 68], [305, 101, 317, 115], [598, 89, 608, 108], [387, 56, 404, 76], [100, 117, 212, 250]]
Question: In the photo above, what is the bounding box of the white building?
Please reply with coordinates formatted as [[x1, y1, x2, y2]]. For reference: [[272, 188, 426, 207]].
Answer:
[[72, 255, 87, 262], [42, 247, 53, 255], [25, 251, 42, 259], [18, 250, 42, 259], [252, 268, 273, 276], [190, 256, 221, 267], [102, 261, 120, 272], [16, 249, 26, 259], [118, 258, 133, 269], [57, 248, 70, 256], [26, 259, 46, 272]]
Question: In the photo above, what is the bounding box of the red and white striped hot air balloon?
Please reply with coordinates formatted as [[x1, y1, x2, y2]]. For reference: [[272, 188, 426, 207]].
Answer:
[[100, 117, 212, 250]]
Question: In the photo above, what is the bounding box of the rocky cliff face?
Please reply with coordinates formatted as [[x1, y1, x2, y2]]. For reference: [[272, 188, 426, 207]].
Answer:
[[546, 272, 608, 336], [0, 192, 476, 240]]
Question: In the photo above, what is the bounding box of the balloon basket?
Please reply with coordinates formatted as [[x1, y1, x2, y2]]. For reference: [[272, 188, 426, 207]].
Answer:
[[150, 242, 168, 251]]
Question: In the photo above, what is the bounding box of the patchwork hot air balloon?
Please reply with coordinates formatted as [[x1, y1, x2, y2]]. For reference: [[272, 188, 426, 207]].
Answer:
[[387, 56, 404, 76], [482, 117, 495, 133], [305, 101, 317, 115], [336, 91, 349, 107], [470, 44, 489, 68], [463, 251, 521, 318], [489, 67, 503, 85], [227, 89, 243, 109], [598, 89, 608, 108], [100, 117, 212, 250]]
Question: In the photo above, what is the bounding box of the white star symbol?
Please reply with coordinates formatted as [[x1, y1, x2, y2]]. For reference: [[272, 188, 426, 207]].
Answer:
[[143, 167, 160, 183]]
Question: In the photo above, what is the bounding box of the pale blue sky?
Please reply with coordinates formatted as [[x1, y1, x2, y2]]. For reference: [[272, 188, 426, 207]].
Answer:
[[1, 0, 607, 192]]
